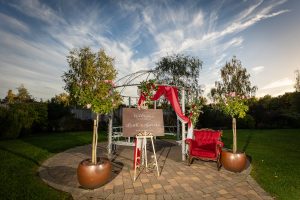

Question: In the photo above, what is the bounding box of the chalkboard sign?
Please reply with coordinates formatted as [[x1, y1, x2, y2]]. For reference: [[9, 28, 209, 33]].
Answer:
[[122, 108, 164, 137]]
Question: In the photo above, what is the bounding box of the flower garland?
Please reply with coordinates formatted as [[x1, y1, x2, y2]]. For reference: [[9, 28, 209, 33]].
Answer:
[[188, 97, 205, 127], [138, 79, 158, 105]]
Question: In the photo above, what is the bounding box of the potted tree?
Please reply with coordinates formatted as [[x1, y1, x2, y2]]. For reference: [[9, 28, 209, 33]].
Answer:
[[211, 56, 257, 172], [219, 93, 248, 172], [63, 47, 121, 188]]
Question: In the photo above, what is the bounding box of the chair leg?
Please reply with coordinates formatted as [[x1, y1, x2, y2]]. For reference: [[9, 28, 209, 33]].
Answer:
[[217, 155, 222, 171], [189, 156, 193, 166]]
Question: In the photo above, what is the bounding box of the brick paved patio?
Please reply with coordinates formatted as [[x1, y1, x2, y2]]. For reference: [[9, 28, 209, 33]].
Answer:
[[39, 140, 273, 199]]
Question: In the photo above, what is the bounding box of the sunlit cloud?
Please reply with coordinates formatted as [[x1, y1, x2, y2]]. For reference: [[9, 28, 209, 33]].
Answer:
[[252, 66, 265, 73], [261, 78, 294, 90], [202, 9, 289, 42]]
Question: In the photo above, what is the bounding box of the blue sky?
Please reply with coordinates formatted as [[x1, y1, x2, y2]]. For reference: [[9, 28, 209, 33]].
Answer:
[[0, 0, 299, 100]]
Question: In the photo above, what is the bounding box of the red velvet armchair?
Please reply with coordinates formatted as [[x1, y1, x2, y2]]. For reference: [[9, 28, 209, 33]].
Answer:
[[186, 129, 223, 170]]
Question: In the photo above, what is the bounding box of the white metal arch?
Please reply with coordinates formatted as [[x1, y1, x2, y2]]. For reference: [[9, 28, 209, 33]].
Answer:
[[108, 70, 187, 161]]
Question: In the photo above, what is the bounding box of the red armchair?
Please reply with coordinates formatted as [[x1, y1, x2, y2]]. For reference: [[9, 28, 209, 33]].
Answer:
[[186, 129, 223, 170]]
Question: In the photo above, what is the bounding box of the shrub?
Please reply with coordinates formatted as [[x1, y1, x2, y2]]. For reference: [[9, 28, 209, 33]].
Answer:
[[47, 103, 93, 132], [0, 103, 48, 139], [237, 114, 255, 129], [0, 106, 22, 139]]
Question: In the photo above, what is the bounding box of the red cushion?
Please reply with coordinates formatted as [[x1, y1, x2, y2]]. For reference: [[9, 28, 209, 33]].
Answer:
[[191, 147, 216, 158], [199, 143, 216, 151]]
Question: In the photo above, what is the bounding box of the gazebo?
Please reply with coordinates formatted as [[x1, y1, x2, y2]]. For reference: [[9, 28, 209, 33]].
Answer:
[[107, 70, 190, 161]]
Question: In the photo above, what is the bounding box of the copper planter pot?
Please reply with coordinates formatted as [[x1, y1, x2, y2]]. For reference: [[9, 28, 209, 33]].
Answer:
[[77, 157, 111, 189], [221, 150, 247, 173]]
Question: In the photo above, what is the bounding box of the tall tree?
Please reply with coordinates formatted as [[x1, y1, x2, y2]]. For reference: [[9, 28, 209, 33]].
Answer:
[[16, 84, 33, 102], [295, 69, 300, 92], [155, 54, 202, 95], [211, 56, 256, 153], [63, 47, 121, 164]]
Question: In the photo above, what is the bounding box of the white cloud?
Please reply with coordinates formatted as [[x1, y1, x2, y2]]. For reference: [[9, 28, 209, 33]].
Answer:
[[261, 78, 294, 90], [0, 13, 30, 33], [236, 0, 263, 20], [203, 9, 289, 42], [252, 66, 265, 73], [8, 0, 66, 25], [0, 31, 67, 99], [190, 12, 204, 28], [202, 0, 289, 42], [215, 53, 227, 67]]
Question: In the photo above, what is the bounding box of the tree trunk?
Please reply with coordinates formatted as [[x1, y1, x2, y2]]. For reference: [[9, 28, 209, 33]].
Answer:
[[92, 119, 96, 164], [108, 112, 113, 158], [232, 117, 237, 154], [95, 114, 100, 164], [92, 114, 100, 165]]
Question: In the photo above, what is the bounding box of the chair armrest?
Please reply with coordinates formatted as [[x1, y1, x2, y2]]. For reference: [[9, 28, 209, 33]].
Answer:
[[185, 139, 195, 154], [216, 141, 224, 154], [185, 139, 193, 145], [216, 141, 224, 148]]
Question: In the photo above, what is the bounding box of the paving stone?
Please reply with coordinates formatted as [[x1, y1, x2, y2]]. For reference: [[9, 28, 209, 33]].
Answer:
[[163, 185, 173, 190], [133, 181, 143, 187], [124, 183, 134, 189], [139, 194, 147, 200], [104, 184, 115, 190], [218, 189, 228, 195], [131, 195, 140, 200], [125, 188, 135, 194], [114, 185, 125, 193], [142, 182, 153, 189], [134, 186, 145, 194], [154, 188, 165, 195], [165, 189, 176, 194], [141, 178, 150, 183], [163, 194, 172, 200], [144, 188, 155, 194], [153, 184, 162, 189]]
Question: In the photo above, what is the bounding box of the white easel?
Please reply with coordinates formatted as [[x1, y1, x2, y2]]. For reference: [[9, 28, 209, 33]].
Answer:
[[133, 131, 160, 181]]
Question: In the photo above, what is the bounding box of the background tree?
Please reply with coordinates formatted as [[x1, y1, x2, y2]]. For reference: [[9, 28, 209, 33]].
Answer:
[[63, 47, 122, 164], [16, 84, 33, 103], [155, 54, 203, 96], [211, 56, 257, 153], [295, 69, 300, 92], [51, 93, 70, 106], [3, 89, 16, 104]]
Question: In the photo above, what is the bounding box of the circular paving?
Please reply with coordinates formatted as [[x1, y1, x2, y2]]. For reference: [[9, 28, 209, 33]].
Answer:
[[39, 140, 272, 200]]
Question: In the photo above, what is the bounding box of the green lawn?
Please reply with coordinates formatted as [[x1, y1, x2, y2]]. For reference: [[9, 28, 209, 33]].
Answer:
[[0, 130, 299, 200], [0, 131, 106, 200], [222, 129, 300, 200]]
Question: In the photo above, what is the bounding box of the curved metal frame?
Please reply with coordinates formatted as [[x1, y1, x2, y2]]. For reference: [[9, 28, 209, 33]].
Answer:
[[108, 70, 187, 161]]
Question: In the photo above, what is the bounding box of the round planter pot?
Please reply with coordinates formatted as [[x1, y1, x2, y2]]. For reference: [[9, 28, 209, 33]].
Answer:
[[77, 157, 112, 189], [221, 150, 247, 173]]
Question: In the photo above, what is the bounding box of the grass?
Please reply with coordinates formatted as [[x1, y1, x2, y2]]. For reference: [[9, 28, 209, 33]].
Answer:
[[0, 131, 107, 200], [221, 129, 300, 200]]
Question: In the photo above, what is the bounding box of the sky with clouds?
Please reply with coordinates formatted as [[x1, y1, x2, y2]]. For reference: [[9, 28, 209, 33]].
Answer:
[[0, 0, 299, 100]]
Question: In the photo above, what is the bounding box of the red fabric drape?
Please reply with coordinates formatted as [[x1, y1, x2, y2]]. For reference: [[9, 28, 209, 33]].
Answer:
[[138, 86, 191, 127]]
